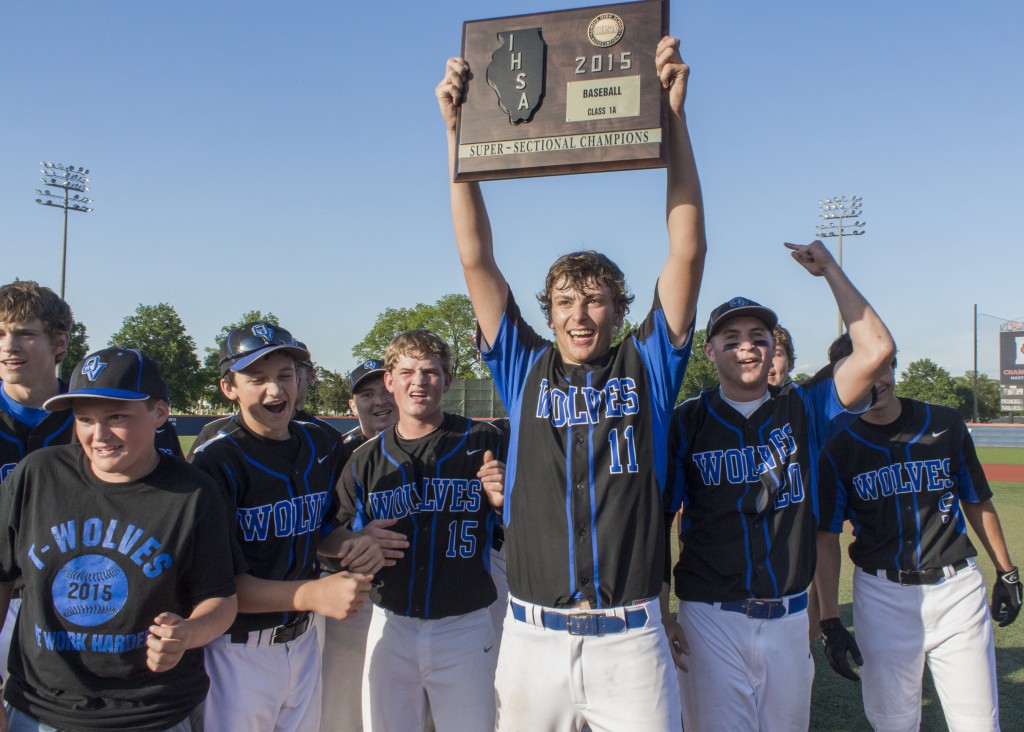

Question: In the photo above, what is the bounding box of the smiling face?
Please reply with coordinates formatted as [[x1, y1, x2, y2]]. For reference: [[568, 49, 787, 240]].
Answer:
[[349, 374, 397, 438], [221, 351, 297, 440], [0, 318, 68, 403], [384, 353, 450, 431], [547, 281, 624, 366], [704, 315, 775, 400], [74, 398, 167, 483]]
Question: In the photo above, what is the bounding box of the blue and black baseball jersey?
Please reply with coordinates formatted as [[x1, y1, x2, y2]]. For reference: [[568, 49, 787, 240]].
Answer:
[[819, 397, 990, 572], [190, 415, 346, 633], [670, 368, 860, 602], [482, 289, 691, 609], [0, 381, 74, 482], [337, 414, 503, 619]]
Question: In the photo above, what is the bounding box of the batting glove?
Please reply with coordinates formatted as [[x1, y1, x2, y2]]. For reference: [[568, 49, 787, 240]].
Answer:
[[819, 617, 863, 682], [991, 566, 1022, 627]]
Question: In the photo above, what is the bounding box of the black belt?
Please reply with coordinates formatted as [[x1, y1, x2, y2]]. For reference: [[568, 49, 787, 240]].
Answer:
[[873, 559, 970, 586], [229, 613, 311, 646]]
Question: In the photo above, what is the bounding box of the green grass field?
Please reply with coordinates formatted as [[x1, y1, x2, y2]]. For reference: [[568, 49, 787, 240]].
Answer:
[[977, 446, 1024, 466]]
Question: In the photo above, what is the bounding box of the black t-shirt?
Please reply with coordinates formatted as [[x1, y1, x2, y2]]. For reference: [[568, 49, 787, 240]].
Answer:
[[0, 445, 237, 732]]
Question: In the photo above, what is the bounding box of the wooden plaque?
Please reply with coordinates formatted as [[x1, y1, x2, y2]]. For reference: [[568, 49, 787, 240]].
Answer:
[[454, 0, 669, 182]]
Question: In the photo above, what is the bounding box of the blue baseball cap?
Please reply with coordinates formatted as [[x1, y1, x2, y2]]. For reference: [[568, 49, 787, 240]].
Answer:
[[44, 347, 169, 410]]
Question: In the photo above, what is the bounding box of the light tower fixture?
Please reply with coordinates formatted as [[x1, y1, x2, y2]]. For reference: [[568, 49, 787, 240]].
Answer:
[[817, 195, 865, 337], [35, 162, 93, 299]]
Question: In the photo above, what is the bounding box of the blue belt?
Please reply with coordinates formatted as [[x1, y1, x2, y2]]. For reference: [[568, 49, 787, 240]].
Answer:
[[510, 600, 649, 636], [706, 591, 808, 620]]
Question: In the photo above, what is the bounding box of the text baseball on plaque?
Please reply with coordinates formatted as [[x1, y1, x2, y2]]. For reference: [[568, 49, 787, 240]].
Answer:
[[454, 0, 669, 181]]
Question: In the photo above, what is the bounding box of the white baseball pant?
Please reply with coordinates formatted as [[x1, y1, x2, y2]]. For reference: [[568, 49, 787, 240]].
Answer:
[[853, 561, 998, 732], [676, 592, 813, 731]]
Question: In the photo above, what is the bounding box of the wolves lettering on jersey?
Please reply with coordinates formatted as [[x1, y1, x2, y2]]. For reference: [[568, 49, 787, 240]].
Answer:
[[850, 459, 953, 500], [235, 491, 330, 541], [535, 377, 639, 425], [819, 398, 991, 572], [689, 424, 807, 508], [366, 478, 483, 519]]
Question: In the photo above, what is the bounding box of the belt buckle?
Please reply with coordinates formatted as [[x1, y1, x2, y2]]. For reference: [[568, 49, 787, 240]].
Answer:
[[270, 615, 308, 645], [745, 599, 782, 619], [567, 613, 600, 636], [896, 569, 915, 586]]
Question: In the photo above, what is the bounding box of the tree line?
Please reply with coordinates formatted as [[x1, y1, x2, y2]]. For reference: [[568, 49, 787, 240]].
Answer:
[[65, 295, 1005, 421]]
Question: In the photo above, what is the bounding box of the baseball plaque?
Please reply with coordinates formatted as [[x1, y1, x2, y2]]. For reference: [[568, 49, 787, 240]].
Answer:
[[454, 0, 669, 182]]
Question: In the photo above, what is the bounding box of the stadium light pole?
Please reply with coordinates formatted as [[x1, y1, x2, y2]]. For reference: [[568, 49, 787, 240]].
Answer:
[[35, 162, 93, 300], [817, 195, 865, 337]]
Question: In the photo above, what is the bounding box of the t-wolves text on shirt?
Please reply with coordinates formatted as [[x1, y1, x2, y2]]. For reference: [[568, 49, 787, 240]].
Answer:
[[0, 446, 237, 732], [338, 414, 502, 618], [481, 290, 691, 608], [819, 397, 991, 571]]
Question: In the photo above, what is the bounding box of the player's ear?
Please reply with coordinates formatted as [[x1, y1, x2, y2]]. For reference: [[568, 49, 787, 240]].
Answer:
[[50, 328, 70, 360], [702, 340, 716, 362], [220, 377, 238, 402], [151, 399, 169, 427], [383, 371, 396, 394]]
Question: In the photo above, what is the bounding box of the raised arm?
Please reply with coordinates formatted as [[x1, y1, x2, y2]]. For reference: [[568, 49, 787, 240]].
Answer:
[[437, 57, 509, 347], [785, 240, 895, 406], [657, 37, 707, 346]]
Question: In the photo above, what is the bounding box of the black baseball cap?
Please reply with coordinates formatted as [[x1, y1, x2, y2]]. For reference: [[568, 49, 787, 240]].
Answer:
[[705, 297, 778, 338], [218, 322, 310, 376], [350, 359, 385, 392], [295, 341, 314, 369], [44, 347, 169, 411]]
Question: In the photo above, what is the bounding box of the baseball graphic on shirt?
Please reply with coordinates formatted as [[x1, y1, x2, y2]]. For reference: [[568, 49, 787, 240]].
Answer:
[[52, 554, 129, 626]]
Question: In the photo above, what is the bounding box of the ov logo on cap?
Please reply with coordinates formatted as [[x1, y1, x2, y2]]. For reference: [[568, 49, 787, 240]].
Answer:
[[80, 356, 107, 381], [252, 323, 274, 341]]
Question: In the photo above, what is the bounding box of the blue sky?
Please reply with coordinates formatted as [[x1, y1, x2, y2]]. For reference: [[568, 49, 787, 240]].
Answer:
[[2, 1, 1021, 382]]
